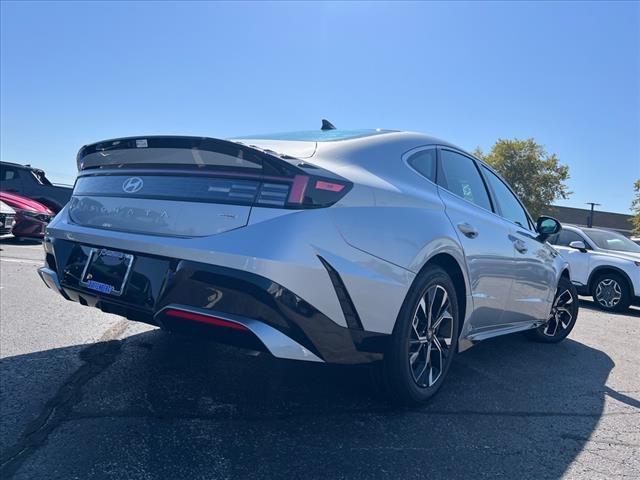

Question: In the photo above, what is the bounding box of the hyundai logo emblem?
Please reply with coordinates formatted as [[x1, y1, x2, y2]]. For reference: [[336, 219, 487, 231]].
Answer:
[[122, 177, 144, 194]]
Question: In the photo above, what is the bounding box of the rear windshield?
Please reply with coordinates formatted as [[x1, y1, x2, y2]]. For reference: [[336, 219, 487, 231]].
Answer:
[[233, 129, 394, 142], [30, 169, 53, 186], [81, 148, 262, 171]]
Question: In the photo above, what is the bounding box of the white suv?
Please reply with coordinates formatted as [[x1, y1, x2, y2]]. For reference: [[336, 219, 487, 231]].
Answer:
[[548, 225, 640, 312]]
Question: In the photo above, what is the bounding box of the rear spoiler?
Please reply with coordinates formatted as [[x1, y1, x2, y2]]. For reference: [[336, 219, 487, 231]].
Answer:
[[77, 135, 302, 177], [75, 135, 353, 209]]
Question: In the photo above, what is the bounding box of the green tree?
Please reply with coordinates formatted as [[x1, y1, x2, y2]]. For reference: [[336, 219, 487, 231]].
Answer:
[[631, 179, 640, 236], [473, 138, 571, 219]]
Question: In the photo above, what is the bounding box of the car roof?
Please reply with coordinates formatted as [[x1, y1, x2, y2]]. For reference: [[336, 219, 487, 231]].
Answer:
[[0, 160, 36, 170], [234, 130, 465, 160], [233, 129, 396, 142]]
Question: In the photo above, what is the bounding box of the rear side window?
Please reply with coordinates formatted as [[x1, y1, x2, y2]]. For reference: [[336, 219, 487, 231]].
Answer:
[[407, 149, 436, 182], [481, 166, 531, 230], [1, 167, 19, 181], [439, 150, 492, 211]]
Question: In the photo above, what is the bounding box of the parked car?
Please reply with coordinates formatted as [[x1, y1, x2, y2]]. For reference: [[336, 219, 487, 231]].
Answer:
[[38, 130, 576, 404], [548, 225, 640, 312], [0, 161, 72, 213], [0, 201, 17, 236], [0, 191, 54, 239]]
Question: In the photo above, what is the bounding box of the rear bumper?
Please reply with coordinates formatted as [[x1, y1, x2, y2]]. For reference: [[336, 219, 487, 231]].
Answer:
[[13, 216, 48, 238], [38, 237, 389, 364]]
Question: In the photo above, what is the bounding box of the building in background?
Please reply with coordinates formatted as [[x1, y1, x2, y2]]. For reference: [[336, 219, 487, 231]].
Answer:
[[546, 205, 633, 237]]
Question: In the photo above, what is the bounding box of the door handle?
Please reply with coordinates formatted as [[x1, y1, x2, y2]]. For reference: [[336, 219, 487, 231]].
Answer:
[[457, 222, 478, 239], [513, 239, 528, 254]]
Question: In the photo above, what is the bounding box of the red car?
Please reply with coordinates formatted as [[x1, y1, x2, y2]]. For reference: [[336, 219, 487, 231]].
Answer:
[[0, 191, 54, 238]]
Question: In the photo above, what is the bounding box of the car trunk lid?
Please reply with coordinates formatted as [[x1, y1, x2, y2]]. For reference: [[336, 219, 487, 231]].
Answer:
[[70, 136, 351, 237]]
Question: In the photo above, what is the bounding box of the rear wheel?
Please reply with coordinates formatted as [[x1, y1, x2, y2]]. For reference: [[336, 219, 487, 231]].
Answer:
[[591, 272, 631, 312], [528, 276, 578, 343], [380, 265, 459, 405]]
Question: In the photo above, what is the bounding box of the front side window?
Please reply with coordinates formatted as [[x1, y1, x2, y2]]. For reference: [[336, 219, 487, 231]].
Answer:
[[481, 166, 530, 229], [439, 150, 492, 210], [550, 230, 588, 247], [407, 148, 436, 182]]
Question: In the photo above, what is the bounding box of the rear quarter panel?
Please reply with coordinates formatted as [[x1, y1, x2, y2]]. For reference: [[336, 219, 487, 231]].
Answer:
[[321, 140, 473, 334]]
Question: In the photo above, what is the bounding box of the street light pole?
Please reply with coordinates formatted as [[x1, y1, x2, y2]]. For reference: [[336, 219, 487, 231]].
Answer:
[[586, 202, 601, 228]]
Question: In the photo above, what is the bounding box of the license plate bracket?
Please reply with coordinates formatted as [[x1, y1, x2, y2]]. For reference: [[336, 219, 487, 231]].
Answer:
[[79, 248, 134, 296]]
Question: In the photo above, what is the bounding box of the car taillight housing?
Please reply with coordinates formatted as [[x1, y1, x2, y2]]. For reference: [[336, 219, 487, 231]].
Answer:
[[73, 169, 352, 210], [256, 174, 352, 209]]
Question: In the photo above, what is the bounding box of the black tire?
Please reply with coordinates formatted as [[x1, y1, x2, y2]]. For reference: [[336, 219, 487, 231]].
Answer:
[[591, 272, 631, 312], [528, 276, 579, 343], [379, 265, 459, 406]]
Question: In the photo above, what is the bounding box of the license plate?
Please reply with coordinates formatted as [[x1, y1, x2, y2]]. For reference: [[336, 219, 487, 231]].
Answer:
[[79, 248, 134, 296]]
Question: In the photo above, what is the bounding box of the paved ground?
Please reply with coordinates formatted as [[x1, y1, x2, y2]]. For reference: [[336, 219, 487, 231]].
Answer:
[[0, 238, 638, 479]]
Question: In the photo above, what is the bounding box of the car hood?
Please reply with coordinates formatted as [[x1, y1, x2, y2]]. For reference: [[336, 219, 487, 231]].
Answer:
[[595, 249, 640, 262], [0, 191, 53, 214], [0, 201, 16, 214]]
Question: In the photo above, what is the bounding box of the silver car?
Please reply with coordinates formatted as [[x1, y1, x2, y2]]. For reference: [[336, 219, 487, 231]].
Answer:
[[38, 128, 578, 404]]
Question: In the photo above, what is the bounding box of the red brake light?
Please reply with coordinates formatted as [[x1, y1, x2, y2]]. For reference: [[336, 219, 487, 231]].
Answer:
[[288, 175, 309, 203], [315, 180, 345, 192], [280, 175, 352, 208], [164, 309, 249, 331]]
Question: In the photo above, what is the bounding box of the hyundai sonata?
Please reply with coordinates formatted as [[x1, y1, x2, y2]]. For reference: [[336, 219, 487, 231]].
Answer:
[[38, 127, 578, 404]]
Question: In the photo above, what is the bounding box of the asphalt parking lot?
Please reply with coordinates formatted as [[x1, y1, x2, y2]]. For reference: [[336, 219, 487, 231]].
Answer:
[[0, 238, 638, 479]]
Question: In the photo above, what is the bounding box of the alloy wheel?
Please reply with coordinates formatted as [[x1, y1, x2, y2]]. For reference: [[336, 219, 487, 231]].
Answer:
[[544, 288, 575, 337], [595, 278, 622, 308], [408, 284, 454, 387]]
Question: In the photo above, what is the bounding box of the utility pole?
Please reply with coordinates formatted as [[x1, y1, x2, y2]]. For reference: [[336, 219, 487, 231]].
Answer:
[[586, 202, 601, 228]]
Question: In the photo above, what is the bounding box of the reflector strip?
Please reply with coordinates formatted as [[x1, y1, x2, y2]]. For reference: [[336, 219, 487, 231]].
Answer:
[[164, 309, 249, 331], [315, 180, 345, 192]]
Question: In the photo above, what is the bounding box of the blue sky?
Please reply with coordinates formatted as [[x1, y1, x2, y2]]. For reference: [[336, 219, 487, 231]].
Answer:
[[1, 1, 638, 213]]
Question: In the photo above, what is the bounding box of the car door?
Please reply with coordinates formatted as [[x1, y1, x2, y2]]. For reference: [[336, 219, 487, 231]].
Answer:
[[547, 229, 591, 286], [480, 165, 557, 323], [436, 148, 517, 336]]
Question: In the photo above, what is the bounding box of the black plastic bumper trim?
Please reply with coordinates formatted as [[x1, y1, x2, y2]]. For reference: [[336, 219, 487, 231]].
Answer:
[[317, 256, 364, 330]]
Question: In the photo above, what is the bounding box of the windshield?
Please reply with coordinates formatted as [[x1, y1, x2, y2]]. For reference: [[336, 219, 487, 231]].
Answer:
[[583, 228, 640, 253]]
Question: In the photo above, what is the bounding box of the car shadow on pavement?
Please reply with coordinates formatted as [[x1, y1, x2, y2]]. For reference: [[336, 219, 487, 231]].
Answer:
[[579, 297, 640, 318], [0, 237, 41, 248], [0, 329, 622, 479]]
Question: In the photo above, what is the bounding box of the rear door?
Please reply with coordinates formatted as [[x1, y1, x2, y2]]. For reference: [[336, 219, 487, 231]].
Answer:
[[479, 165, 557, 323], [437, 148, 517, 336]]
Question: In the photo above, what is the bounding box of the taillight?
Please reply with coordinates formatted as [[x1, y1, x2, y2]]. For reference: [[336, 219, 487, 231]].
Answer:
[[255, 175, 351, 209], [74, 169, 351, 210]]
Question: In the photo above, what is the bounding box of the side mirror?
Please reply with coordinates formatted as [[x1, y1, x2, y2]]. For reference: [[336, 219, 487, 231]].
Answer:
[[536, 216, 561, 241], [569, 240, 587, 251]]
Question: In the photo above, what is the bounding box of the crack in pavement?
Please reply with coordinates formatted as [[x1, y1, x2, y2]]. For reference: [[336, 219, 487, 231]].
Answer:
[[0, 320, 129, 478]]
